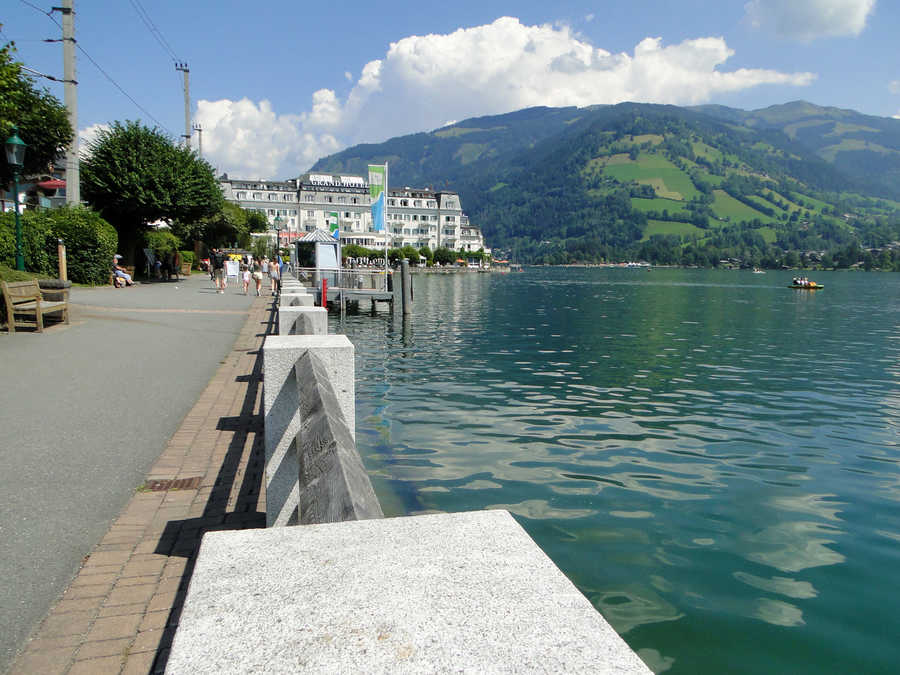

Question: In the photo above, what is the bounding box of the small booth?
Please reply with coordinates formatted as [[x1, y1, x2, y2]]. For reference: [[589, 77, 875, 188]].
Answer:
[[295, 229, 341, 287]]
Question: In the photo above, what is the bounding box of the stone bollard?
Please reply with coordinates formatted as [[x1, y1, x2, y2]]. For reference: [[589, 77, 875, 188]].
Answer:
[[278, 306, 327, 336], [263, 335, 355, 527], [280, 292, 315, 308]]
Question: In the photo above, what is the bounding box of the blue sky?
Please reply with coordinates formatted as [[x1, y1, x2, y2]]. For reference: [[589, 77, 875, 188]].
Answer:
[[4, 0, 897, 179]]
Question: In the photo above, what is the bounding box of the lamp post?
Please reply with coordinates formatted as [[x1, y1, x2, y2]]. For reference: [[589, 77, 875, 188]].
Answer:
[[5, 127, 27, 271], [273, 215, 283, 256]]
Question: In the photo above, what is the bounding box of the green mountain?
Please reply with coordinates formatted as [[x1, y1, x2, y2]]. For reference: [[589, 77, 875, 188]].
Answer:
[[693, 101, 900, 200], [312, 102, 900, 267]]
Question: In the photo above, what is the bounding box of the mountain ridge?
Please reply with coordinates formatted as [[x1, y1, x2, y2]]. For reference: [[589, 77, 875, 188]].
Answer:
[[312, 101, 900, 266]]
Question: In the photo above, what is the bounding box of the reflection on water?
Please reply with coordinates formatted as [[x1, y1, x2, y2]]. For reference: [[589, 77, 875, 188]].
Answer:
[[336, 268, 900, 674]]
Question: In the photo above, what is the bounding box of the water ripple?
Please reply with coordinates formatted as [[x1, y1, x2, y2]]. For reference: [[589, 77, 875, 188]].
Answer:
[[338, 268, 900, 674]]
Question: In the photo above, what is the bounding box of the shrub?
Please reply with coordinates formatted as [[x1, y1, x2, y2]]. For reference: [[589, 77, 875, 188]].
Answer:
[[0, 210, 54, 276], [0, 206, 117, 284], [47, 206, 118, 284], [179, 250, 195, 268]]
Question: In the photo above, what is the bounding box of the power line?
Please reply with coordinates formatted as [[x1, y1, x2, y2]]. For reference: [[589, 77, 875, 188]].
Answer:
[[128, 0, 179, 62], [75, 41, 173, 134], [17, 0, 60, 27], [20, 63, 76, 83], [16, 0, 176, 136]]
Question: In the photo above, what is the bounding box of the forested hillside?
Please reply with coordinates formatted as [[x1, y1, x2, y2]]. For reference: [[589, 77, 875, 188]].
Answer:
[[313, 102, 900, 268]]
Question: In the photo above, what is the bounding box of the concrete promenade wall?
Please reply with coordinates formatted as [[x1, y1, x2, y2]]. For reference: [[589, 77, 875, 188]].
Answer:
[[166, 510, 652, 674]]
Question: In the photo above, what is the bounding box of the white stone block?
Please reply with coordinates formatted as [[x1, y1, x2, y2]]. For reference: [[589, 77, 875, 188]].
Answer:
[[278, 306, 327, 336], [263, 335, 354, 527], [166, 510, 652, 674]]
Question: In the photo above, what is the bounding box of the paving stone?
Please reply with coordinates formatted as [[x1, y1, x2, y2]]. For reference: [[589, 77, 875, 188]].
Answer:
[[104, 584, 157, 607], [75, 637, 132, 660], [86, 614, 142, 642], [67, 654, 124, 674], [122, 651, 156, 675], [7, 646, 74, 675]]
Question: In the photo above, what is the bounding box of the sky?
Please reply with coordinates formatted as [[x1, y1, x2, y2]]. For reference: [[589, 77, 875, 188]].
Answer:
[[4, 0, 898, 180]]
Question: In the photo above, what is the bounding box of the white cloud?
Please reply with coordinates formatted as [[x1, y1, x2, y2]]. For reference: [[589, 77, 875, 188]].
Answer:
[[890, 80, 900, 94], [198, 16, 815, 178], [585, 13, 595, 22], [194, 98, 339, 179], [744, 0, 876, 41]]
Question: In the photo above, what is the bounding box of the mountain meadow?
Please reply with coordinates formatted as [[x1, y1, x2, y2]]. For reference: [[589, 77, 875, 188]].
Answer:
[[313, 101, 900, 269]]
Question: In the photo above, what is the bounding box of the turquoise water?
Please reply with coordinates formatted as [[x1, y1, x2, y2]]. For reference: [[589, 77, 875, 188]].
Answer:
[[331, 268, 900, 674]]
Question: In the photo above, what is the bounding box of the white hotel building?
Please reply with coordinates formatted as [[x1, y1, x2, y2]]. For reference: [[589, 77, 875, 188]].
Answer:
[[219, 173, 489, 254]]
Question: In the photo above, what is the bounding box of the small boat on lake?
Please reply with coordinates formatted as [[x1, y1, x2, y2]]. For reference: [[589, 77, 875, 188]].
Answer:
[[789, 277, 824, 289]]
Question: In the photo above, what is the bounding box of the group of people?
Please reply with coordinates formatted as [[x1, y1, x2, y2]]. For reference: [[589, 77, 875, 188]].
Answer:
[[209, 248, 284, 296], [792, 276, 814, 287]]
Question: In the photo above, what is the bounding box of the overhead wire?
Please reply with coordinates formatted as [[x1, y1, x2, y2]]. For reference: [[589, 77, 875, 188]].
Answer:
[[15, 0, 176, 136], [128, 0, 180, 62]]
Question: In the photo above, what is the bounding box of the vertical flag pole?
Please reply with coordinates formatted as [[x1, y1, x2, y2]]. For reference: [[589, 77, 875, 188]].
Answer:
[[384, 162, 389, 291]]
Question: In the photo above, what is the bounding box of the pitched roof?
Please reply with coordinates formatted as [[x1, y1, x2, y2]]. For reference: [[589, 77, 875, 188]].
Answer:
[[299, 229, 339, 242]]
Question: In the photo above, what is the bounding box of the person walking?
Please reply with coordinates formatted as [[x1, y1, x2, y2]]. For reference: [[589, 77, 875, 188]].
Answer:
[[269, 257, 280, 296], [251, 259, 263, 296], [210, 248, 226, 294]]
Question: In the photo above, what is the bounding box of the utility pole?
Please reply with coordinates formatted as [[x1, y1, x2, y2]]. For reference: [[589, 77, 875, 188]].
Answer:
[[55, 0, 79, 203], [175, 62, 190, 146], [193, 123, 202, 158]]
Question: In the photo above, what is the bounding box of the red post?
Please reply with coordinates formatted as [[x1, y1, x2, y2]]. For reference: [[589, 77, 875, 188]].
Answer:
[[322, 278, 327, 308]]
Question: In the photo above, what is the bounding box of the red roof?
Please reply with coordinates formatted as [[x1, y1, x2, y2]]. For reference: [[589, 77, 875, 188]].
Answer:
[[38, 179, 66, 190]]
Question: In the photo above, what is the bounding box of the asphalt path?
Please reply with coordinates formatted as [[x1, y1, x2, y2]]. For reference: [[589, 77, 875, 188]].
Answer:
[[0, 273, 259, 671]]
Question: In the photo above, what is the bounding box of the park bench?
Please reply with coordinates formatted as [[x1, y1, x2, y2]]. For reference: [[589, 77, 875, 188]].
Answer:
[[1, 279, 70, 333]]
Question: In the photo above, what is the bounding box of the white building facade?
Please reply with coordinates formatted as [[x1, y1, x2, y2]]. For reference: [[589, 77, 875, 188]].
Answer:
[[219, 173, 489, 254]]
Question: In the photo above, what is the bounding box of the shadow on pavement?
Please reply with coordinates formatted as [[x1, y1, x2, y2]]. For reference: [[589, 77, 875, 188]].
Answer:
[[150, 300, 277, 672]]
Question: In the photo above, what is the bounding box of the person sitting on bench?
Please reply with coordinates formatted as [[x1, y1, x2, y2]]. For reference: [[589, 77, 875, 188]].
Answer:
[[112, 254, 134, 287]]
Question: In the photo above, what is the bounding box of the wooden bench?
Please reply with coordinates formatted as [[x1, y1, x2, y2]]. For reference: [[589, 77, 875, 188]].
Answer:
[[1, 279, 70, 333], [110, 265, 136, 287]]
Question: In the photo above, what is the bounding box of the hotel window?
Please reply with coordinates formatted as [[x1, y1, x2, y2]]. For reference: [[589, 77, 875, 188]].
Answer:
[[307, 210, 315, 217], [325, 196, 333, 203], [253, 192, 262, 200], [338, 196, 346, 203], [236, 191, 246, 199]]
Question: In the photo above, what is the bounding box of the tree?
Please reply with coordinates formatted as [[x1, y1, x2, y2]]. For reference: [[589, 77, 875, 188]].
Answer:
[[433, 247, 455, 265], [0, 43, 73, 187], [81, 121, 222, 260]]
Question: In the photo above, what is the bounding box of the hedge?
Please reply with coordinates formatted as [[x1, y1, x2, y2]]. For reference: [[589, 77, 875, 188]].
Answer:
[[0, 206, 118, 284]]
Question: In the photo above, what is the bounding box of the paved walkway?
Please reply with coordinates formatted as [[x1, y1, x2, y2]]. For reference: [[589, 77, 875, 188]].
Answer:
[[4, 279, 273, 674]]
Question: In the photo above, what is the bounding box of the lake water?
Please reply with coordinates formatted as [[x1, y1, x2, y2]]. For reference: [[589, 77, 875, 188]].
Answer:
[[330, 267, 900, 674]]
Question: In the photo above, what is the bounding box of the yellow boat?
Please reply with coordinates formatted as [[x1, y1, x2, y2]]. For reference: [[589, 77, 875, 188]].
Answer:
[[788, 282, 824, 289]]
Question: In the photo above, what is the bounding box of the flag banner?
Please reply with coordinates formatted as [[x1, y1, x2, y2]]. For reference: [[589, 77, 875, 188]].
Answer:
[[328, 211, 339, 239], [371, 191, 385, 232], [368, 164, 386, 232]]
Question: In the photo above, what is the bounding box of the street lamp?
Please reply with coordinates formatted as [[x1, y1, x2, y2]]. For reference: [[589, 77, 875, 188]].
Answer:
[[5, 127, 27, 271], [273, 215, 284, 255]]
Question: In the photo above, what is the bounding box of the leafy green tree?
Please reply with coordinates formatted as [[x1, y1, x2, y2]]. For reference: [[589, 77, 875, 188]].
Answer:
[[0, 43, 73, 188], [433, 247, 455, 265], [81, 121, 222, 260]]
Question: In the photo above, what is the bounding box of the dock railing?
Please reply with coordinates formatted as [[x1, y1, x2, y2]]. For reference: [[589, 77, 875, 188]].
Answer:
[[292, 266, 389, 291]]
